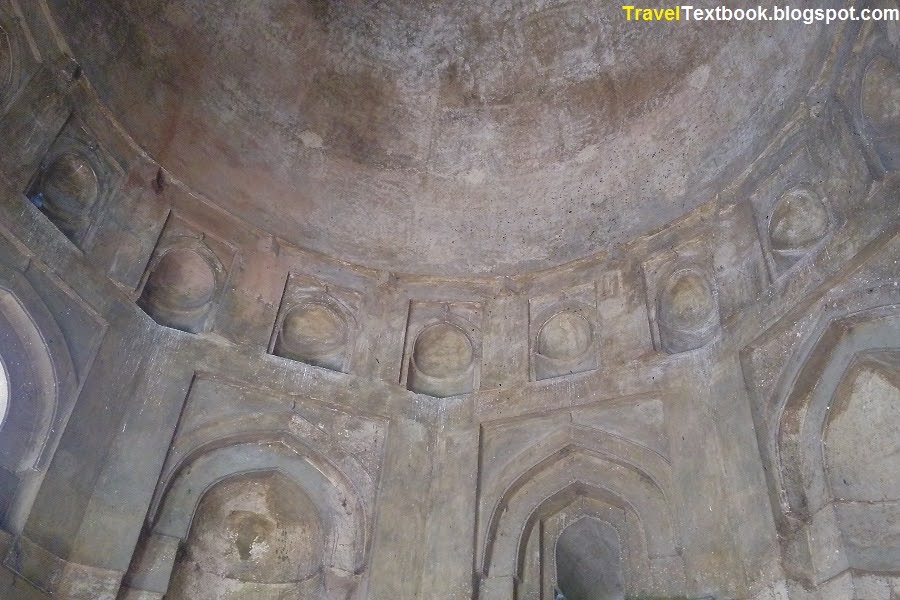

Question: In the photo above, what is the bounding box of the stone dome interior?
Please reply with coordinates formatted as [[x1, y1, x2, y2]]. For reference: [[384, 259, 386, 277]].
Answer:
[[49, 0, 831, 274]]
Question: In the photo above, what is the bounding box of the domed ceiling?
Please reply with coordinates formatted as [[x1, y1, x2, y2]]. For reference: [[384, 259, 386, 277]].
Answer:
[[48, 0, 833, 275]]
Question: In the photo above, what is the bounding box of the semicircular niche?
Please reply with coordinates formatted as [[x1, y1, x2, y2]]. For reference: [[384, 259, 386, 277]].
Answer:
[[274, 301, 350, 371], [657, 268, 720, 354], [139, 245, 220, 334], [166, 472, 325, 599], [862, 55, 900, 130], [768, 187, 830, 270], [35, 151, 100, 239], [408, 321, 476, 398], [538, 311, 592, 362], [413, 322, 474, 378], [533, 308, 597, 381]]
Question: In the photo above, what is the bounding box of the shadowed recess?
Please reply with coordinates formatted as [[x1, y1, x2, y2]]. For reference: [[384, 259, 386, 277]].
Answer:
[[556, 517, 624, 600]]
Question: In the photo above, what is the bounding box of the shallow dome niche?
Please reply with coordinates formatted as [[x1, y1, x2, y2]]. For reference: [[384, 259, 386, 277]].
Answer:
[[413, 323, 475, 380], [48, 0, 835, 275]]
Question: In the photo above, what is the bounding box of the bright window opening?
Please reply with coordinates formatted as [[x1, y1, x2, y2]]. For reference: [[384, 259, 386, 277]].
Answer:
[[0, 357, 8, 429]]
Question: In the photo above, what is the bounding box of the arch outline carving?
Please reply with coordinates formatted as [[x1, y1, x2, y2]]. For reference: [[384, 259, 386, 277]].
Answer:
[[476, 422, 683, 598]]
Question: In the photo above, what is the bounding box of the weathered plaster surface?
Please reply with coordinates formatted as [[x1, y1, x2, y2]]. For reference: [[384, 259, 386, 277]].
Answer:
[[46, 0, 836, 275]]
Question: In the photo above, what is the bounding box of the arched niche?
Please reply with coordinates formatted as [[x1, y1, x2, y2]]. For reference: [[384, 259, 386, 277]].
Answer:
[[530, 300, 600, 381], [28, 146, 103, 242], [656, 266, 720, 354], [166, 471, 327, 599], [777, 309, 900, 522], [518, 495, 648, 600], [477, 426, 675, 575], [274, 297, 355, 373], [407, 318, 478, 398], [862, 55, 900, 131], [555, 517, 624, 600], [859, 52, 900, 170], [138, 238, 225, 334], [0, 266, 77, 533], [124, 437, 368, 599], [149, 412, 378, 509], [768, 304, 900, 583], [478, 440, 684, 600]]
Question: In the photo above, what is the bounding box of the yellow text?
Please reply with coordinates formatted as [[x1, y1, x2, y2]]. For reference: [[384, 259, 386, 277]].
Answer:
[[621, 5, 681, 21]]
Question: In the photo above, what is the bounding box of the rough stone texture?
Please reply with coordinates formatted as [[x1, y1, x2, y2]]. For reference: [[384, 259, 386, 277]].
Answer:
[[0, 2, 896, 600]]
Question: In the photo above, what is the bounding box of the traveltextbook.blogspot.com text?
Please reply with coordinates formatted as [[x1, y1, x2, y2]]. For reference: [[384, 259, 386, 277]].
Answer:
[[621, 5, 899, 24]]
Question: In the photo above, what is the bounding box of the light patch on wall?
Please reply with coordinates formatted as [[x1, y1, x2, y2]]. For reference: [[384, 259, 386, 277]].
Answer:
[[0, 357, 8, 429], [574, 144, 599, 164], [300, 130, 324, 149], [463, 168, 487, 184]]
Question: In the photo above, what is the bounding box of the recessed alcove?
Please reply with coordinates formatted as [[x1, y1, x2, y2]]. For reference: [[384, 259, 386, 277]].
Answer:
[[413, 323, 474, 380], [862, 56, 900, 129], [166, 472, 325, 600], [555, 518, 624, 600], [825, 364, 900, 504], [32, 151, 99, 238], [138, 243, 223, 334]]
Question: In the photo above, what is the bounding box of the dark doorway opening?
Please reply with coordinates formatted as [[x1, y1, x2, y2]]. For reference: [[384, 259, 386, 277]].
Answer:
[[555, 517, 624, 600]]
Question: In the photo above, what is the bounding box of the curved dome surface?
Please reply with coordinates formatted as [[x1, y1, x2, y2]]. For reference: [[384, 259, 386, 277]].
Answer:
[[48, 0, 834, 275]]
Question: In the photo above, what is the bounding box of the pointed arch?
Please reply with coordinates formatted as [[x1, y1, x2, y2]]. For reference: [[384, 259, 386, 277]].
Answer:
[[0, 265, 77, 474], [482, 448, 677, 579], [151, 433, 369, 575], [774, 306, 900, 522], [477, 423, 675, 576]]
